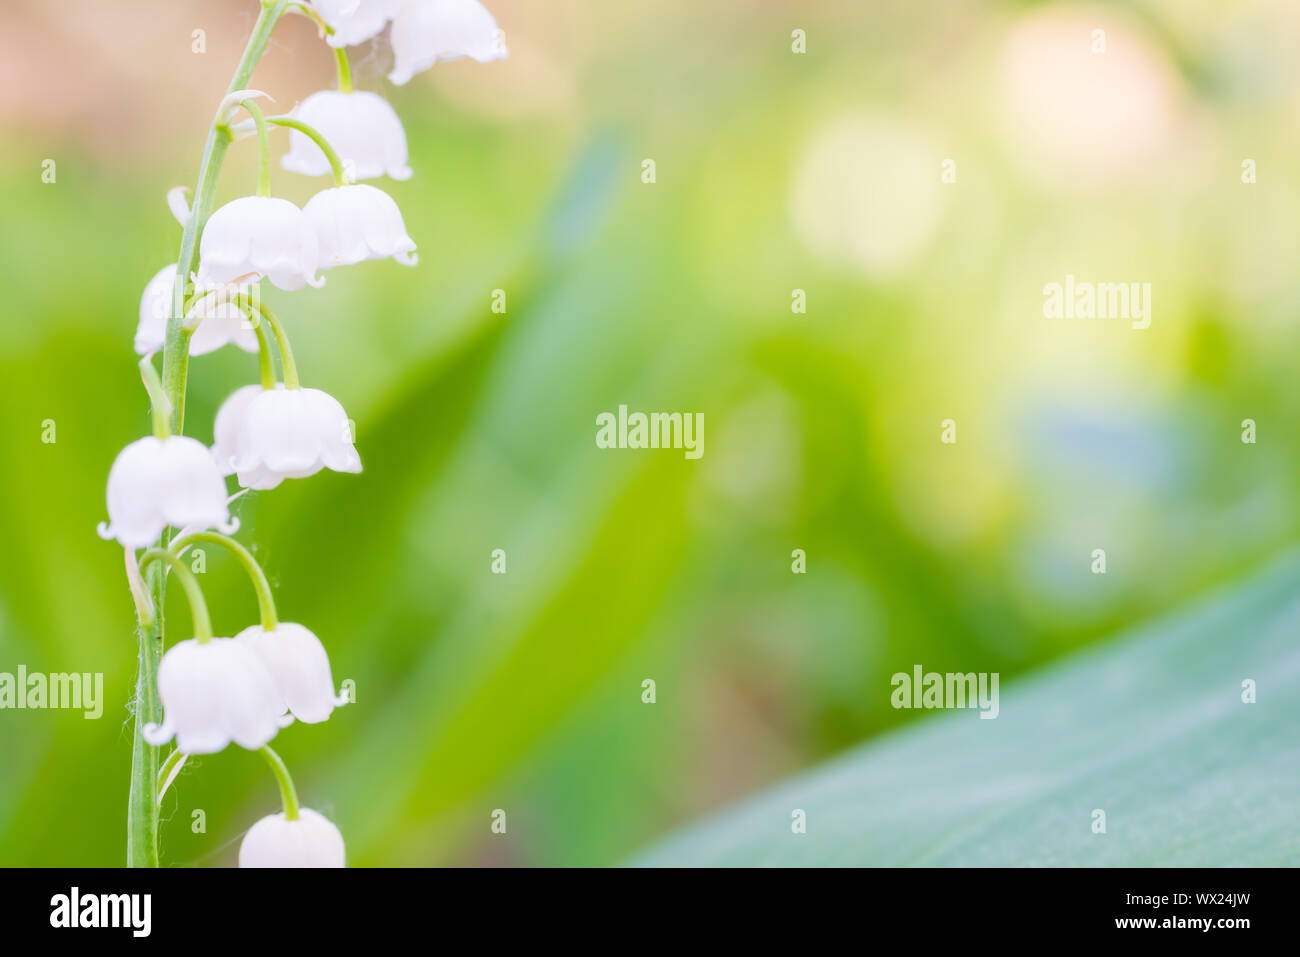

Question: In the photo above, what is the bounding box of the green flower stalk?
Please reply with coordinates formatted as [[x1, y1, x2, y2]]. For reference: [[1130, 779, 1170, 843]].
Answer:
[[104, 0, 510, 868], [129, 0, 293, 868]]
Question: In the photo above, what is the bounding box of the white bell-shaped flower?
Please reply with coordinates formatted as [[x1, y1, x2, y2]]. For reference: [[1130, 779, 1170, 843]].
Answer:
[[135, 265, 259, 356], [143, 637, 290, 754], [315, 0, 398, 49], [236, 623, 349, 724], [239, 808, 346, 868], [196, 196, 323, 291], [303, 184, 417, 269], [211, 383, 262, 476], [281, 90, 412, 182], [389, 0, 508, 86], [214, 384, 361, 490], [98, 436, 235, 548]]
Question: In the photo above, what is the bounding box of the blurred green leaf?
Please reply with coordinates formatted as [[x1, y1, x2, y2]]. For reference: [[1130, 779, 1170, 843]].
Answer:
[[634, 551, 1300, 866]]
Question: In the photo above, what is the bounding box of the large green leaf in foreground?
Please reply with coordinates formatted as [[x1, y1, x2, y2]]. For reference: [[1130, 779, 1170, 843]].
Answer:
[[635, 553, 1300, 866]]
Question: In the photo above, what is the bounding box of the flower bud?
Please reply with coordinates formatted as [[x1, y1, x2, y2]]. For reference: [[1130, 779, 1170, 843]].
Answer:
[[239, 808, 346, 868]]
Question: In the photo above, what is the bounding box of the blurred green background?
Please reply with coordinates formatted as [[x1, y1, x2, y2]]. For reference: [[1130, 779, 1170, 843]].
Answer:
[[2, 0, 1299, 866]]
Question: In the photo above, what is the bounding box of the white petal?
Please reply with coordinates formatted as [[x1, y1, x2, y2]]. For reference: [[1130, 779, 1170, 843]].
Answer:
[[101, 436, 233, 548], [281, 90, 412, 182], [389, 0, 507, 86], [167, 186, 192, 226], [197, 196, 321, 292], [137, 268, 261, 356], [189, 299, 260, 356], [239, 809, 346, 868], [158, 437, 237, 532], [212, 384, 266, 476], [316, 0, 399, 48], [302, 184, 417, 269], [134, 265, 178, 355], [237, 622, 348, 724], [146, 638, 284, 754], [229, 387, 362, 489]]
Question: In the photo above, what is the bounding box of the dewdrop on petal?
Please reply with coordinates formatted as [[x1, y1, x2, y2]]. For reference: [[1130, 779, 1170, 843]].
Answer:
[[303, 184, 417, 269], [388, 0, 508, 86], [226, 385, 362, 490], [280, 90, 412, 182], [315, 0, 398, 49], [98, 436, 236, 549], [196, 196, 323, 291], [135, 265, 259, 356], [236, 623, 349, 724], [239, 808, 345, 868], [143, 638, 291, 754]]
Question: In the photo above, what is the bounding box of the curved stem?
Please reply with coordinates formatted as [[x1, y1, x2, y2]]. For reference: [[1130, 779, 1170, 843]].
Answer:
[[138, 548, 213, 643], [180, 293, 212, 333], [169, 530, 279, 631], [287, 1, 332, 36], [334, 47, 353, 93], [252, 311, 277, 389], [162, 0, 289, 434], [242, 99, 273, 197], [252, 300, 301, 389], [260, 746, 300, 821], [266, 116, 348, 185], [232, 294, 278, 388], [134, 0, 291, 871]]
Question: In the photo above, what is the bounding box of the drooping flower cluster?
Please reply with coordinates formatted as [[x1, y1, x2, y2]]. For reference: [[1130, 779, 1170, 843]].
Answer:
[[104, 0, 507, 869]]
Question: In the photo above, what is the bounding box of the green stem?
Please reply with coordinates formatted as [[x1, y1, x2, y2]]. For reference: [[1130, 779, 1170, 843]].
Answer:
[[266, 116, 348, 185], [162, 0, 289, 434], [127, 577, 162, 868], [335, 47, 353, 94], [260, 746, 300, 821], [230, 294, 278, 388], [169, 530, 279, 631], [139, 548, 214, 643], [287, 0, 332, 35], [242, 99, 273, 197], [252, 300, 301, 388], [253, 310, 277, 389], [135, 0, 289, 869]]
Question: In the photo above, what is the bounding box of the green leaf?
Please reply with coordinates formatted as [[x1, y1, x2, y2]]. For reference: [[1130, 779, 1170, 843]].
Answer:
[[633, 553, 1300, 866]]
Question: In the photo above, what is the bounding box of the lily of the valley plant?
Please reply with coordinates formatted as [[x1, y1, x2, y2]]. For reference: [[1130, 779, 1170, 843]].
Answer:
[[103, 0, 507, 868]]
